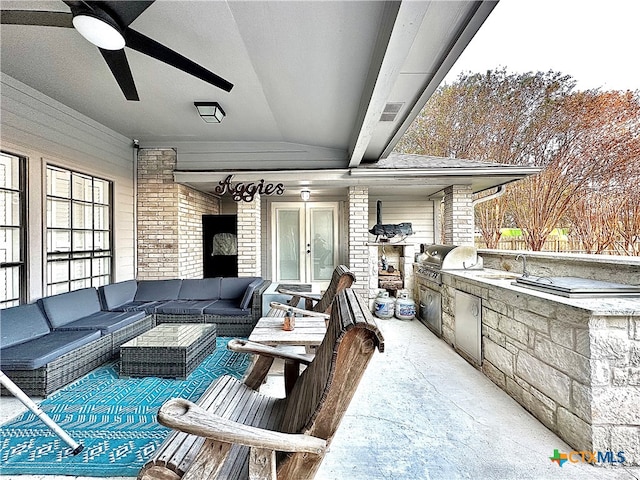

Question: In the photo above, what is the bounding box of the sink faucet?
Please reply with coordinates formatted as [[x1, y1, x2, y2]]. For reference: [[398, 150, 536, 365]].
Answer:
[[516, 254, 530, 277]]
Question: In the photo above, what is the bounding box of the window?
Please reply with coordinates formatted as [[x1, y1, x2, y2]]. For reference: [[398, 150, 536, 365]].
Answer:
[[46, 165, 112, 295], [0, 152, 26, 308]]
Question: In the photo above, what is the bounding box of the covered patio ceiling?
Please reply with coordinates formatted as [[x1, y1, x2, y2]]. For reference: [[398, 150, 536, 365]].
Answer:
[[1, 0, 498, 173]]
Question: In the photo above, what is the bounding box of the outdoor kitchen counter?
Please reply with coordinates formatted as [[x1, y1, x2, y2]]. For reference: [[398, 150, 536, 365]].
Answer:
[[434, 267, 640, 466], [447, 268, 640, 315]]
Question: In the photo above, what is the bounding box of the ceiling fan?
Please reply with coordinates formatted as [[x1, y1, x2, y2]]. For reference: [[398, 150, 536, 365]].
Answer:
[[0, 1, 234, 101]]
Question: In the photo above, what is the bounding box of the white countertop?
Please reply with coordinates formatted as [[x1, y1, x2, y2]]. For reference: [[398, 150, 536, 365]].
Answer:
[[445, 268, 640, 316]]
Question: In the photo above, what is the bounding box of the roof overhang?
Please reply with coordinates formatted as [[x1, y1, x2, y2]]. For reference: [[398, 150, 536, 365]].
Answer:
[[174, 161, 541, 199]]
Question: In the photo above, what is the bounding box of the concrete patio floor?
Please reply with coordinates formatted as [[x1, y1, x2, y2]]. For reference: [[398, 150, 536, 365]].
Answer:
[[1, 316, 639, 480]]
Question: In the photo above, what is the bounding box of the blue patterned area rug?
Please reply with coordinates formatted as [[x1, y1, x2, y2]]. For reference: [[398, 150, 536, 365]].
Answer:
[[0, 337, 251, 477]]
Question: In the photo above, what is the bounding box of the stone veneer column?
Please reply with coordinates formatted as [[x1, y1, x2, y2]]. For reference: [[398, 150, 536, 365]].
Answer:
[[237, 195, 261, 277], [443, 185, 474, 245], [136, 148, 219, 279], [348, 186, 369, 301]]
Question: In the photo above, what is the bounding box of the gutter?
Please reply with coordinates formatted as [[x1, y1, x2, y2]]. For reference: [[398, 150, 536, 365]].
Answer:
[[473, 185, 506, 206], [349, 166, 542, 177]]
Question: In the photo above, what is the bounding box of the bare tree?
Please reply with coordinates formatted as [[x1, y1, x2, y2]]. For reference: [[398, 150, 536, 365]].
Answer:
[[397, 70, 640, 253], [618, 189, 640, 255], [475, 192, 509, 249], [567, 192, 618, 254]]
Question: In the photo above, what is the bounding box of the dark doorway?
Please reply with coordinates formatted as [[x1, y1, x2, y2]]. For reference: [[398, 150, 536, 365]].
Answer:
[[203, 215, 238, 277]]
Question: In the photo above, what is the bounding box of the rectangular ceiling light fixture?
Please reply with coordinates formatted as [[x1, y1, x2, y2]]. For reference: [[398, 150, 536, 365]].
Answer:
[[194, 102, 225, 123]]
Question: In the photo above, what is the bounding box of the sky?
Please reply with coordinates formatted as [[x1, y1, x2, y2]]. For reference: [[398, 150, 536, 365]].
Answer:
[[444, 0, 640, 92]]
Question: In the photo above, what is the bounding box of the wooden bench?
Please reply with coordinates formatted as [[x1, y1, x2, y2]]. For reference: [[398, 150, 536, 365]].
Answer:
[[138, 288, 383, 480], [267, 264, 355, 318]]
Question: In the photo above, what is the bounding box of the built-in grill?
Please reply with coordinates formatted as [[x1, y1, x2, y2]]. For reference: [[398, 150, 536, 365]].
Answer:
[[416, 244, 483, 286], [415, 244, 483, 337]]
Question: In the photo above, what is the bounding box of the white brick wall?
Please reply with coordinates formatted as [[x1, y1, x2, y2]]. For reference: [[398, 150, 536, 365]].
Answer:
[[348, 186, 369, 301], [177, 186, 220, 278], [443, 185, 473, 245], [136, 148, 219, 279], [237, 194, 261, 277]]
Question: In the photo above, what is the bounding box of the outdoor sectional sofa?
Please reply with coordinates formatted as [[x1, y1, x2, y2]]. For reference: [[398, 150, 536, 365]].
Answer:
[[0, 289, 153, 397], [1, 277, 269, 397], [99, 277, 270, 336]]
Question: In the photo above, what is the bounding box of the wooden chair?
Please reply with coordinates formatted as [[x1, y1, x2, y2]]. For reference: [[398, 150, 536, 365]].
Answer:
[[144, 288, 383, 480], [268, 264, 355, 318]]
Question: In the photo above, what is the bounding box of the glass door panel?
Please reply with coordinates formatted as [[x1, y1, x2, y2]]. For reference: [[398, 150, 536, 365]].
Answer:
[[309, 207, 336, 282], [275, 208, 302, 281], [272, 202, 339, 286]]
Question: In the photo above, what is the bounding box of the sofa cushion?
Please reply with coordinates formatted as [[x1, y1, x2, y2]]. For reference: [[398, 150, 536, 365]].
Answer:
[[155, 300, 216, 315], [0, 304, 51, 349], [0, 329, 102, 370], [204, 300, 250, 317], [39, 288, 102, 328], [134, 280, 182, 301], [98, 280, 138, 310], [239, 278, 264, 310], [178, 278, 221, 300], [110, 300, 164, 314], [53, 311, 146, 334], [220, 277, 259, 300]]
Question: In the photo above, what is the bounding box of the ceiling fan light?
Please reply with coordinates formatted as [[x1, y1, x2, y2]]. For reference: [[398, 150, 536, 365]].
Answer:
[[73, 14, 125, 50]]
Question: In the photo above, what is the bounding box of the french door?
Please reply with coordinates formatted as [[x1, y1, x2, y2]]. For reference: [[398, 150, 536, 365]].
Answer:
[[271, 202, 339, 286]]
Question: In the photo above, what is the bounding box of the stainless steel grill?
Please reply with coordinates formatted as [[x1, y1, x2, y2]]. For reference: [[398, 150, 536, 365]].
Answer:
[[416, 244, 483, 285]]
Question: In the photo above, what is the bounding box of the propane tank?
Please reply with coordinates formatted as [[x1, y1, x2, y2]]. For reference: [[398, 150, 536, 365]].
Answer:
[[395, 291, 416, 320], [373, 290, 395, 319]]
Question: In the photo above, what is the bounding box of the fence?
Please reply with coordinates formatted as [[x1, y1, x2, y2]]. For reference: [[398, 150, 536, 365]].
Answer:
[[475, 237, 639, 256]]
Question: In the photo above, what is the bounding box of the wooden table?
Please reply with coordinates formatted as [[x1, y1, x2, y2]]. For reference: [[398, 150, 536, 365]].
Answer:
[[249, 316, 327, 394], [249, 316, 326, 348]]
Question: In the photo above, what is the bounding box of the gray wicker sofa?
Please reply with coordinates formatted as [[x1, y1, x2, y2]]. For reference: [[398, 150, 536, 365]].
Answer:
[[1, 288, 153, 397], [39, 287, 154, 355], [99, 277, 270, 336], [1, 277, 269, 397]]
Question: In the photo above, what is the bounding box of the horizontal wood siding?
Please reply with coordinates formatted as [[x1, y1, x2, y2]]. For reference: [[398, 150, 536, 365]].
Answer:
[[1, 74, 135, 300], [173, 141, 348, 170], [368, 195, 434, 247]]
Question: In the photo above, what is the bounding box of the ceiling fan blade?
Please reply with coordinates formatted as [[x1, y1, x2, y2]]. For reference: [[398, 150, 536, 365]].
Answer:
[[125, 28, 233, 93], [0, 10, 73, 28], [100, 48, 139, 101]]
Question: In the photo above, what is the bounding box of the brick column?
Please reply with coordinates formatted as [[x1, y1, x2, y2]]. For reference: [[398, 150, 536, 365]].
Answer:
[[347, 186, 369, 301], [237, 195, 261, 277], [136, 148, 219, 279], [137, 149, 180, 279], [443, 185, 474, 245]]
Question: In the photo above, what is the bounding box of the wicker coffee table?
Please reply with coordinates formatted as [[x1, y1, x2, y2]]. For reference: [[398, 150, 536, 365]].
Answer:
[[119, 323, 217, 379]]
